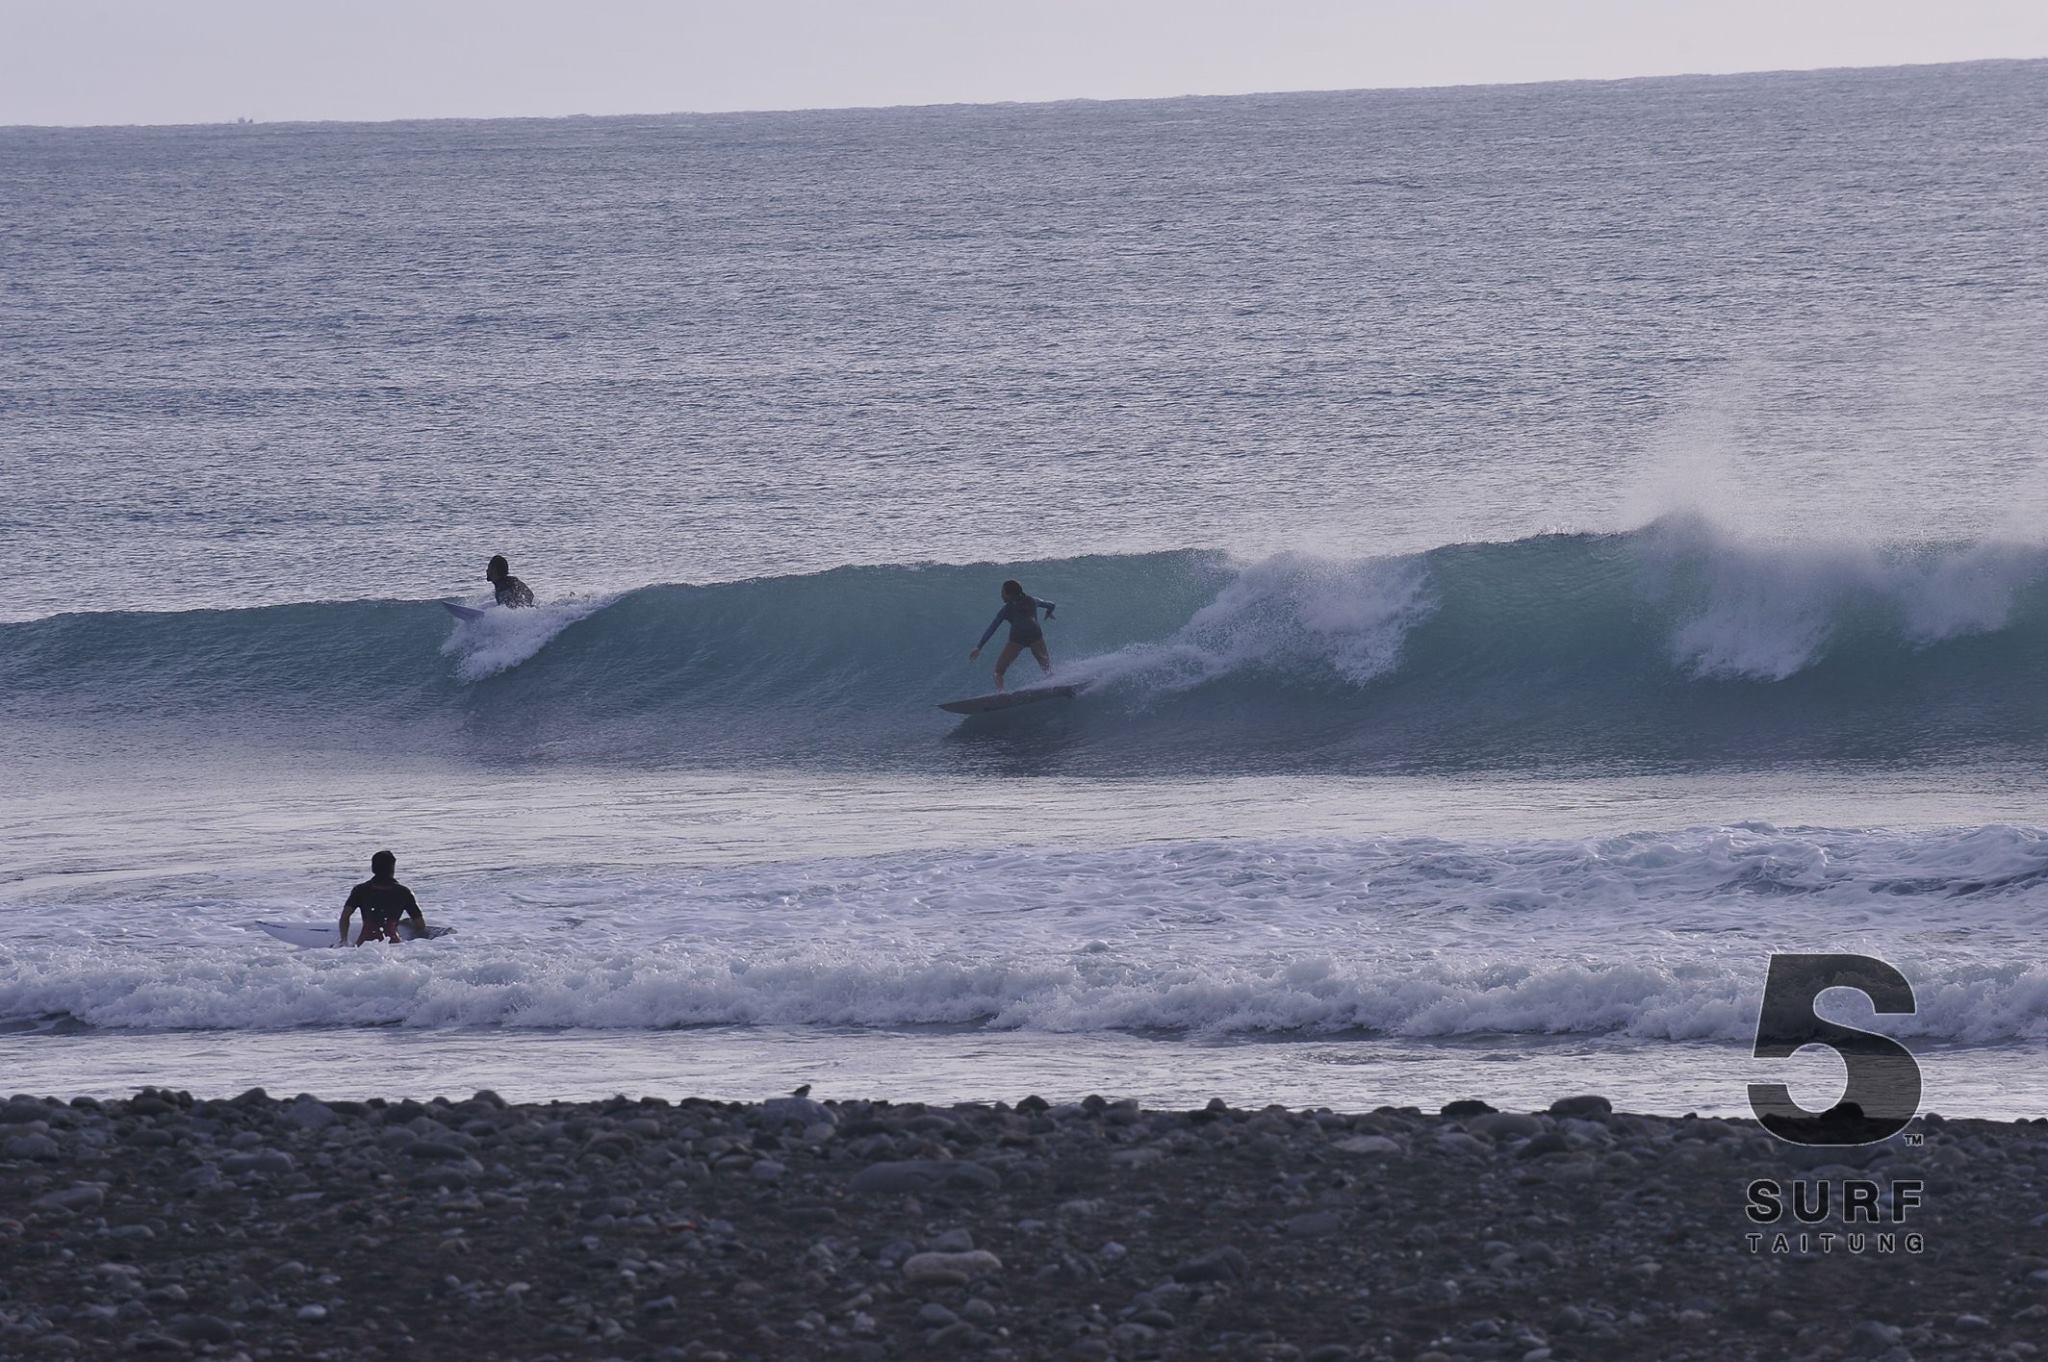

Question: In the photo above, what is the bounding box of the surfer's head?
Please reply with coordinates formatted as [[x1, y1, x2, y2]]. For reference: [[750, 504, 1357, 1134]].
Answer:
[[486, 555, 510, 584], [1001, 579, 1023, 601], [370, 849, 396, 877]]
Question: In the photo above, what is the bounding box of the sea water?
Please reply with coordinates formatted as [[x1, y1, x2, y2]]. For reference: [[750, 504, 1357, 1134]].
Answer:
[[4, 61, 2047, 1115]]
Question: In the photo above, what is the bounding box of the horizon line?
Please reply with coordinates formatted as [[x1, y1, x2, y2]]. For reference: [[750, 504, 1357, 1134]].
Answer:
[[3, 53, 2041, 134]]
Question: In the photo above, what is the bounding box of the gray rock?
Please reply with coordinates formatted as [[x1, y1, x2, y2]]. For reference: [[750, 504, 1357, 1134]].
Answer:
[[281, 1098, 337, 1131], [1547, 1095, 1613, 1118], [760, 1096, 835, 1127], [32, 1185, 105, 1214], [848, 1159, 1000, 1194], [0, 1101, 52, 1124], [406, 1140, 470, 1163], [166, 1315, 234, 1344], [1172, 1246, 1249, 1283], [295, 1304, 328, 1322], [175, 1165, 222, 1194], [123, 1333, 189, 1355], [1468, 1113, 1543, 1140], [4, 1133, 61, 1160], [930, 1228, 975, 1253], [1517, 1133, 1573, 1160], [1332, 1135, 1400, 1156], [1283, 1210, 1343, 1237], [749, 1159, 786, 1182], [902, 1250, 1003, 1285], [221, 1150, 293, 1176], [917, 1303, 959, 1327], [410, 1167, 470, 1192], [1111, 1322, 1156, 1350]]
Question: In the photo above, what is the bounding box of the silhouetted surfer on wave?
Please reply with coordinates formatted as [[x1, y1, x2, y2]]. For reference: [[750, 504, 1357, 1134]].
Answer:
[[969, 579, 1056, 691], [486, 554, 535, 607]]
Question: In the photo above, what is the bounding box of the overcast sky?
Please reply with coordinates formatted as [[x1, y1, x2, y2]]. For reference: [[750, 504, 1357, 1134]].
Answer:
[[5, 0, 2045, 127]]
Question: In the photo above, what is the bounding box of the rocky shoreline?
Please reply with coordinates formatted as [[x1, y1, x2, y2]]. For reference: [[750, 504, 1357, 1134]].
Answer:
[[1, 1088, 2039, 1361]]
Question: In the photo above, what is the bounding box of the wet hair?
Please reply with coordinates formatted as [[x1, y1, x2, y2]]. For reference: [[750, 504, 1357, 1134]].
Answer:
[[487, 555, 510, 581], [370, 849, 396, 876], [1001, 579, 1023, 598]]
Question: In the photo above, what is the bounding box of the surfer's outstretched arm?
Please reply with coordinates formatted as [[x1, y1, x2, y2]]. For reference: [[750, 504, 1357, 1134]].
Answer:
[[337, 901, 356, 949], [970, 610, 1005, 658]]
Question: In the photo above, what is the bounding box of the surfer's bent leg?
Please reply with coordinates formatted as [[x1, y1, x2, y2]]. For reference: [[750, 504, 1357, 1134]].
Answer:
[[994, 640, 1025, 689], [1028, 639, 1051, 674]]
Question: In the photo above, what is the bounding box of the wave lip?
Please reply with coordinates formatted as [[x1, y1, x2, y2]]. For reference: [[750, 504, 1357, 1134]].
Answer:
[[6, 518, 2047, 773]]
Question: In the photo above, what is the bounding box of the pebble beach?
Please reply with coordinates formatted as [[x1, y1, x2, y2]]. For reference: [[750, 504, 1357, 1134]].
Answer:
[[1, 1089, 2036, 1362]]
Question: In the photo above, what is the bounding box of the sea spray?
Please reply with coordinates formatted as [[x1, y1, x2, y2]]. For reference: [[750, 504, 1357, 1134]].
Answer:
[[7, 520, 2046, 774]]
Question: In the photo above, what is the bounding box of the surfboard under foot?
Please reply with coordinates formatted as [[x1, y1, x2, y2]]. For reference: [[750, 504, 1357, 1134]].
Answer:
[[441, 601, 487, 622], [938, 684, 1083, 716]]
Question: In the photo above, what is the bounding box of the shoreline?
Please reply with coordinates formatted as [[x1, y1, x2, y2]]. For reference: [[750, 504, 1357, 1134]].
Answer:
[[3, 1089, 2034, 1360]]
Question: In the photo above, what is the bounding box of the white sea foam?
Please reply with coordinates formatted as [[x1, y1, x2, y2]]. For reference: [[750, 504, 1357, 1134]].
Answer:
[[7, 824, 2047, 1041], [1069, 553, 1436, 694], [1644, 518, 2045, 680], [438, 595, 614, 681]]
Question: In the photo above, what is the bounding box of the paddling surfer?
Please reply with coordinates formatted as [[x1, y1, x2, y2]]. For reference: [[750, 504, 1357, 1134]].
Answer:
[[486, 555, 535, 608], [969, 579, 1056, 691], [338, 850, 429, 946]]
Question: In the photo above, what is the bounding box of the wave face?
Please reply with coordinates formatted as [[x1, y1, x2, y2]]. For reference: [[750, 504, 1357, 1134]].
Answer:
[[7, 517, 2048, 775]]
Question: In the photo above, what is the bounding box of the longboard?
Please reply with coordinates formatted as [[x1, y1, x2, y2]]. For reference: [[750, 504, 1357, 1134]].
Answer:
[[257, 921, 455, 948], [441, 602, 487, 622], [938, 684, 1083, 716]]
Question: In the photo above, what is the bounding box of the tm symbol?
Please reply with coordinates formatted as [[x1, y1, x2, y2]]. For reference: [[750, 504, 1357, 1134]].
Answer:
[[1905, 1133, 1925, 1146]]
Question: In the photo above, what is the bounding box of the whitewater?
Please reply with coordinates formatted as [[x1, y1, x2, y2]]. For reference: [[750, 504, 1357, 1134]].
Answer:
[[5, 59, 2047, 1114]]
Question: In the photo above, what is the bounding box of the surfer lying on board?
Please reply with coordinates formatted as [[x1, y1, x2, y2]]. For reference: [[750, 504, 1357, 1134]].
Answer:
[[486, 554, 535, 607], [338, 850, 429, 946], [969, 579, 1056, 691]]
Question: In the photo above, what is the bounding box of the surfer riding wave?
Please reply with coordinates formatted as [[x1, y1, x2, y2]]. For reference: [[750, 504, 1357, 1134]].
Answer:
[[969, 579, 1056, 691]]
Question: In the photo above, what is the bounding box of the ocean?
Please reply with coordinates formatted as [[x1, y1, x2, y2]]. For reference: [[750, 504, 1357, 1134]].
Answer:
[[4, 60, 2046, 1117]]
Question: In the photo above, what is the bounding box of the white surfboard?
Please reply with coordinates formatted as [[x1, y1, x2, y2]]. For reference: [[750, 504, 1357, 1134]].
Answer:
[[442, 601, 487, 622], [938, 683, 1084, 715], [257, 921, 455, 948]]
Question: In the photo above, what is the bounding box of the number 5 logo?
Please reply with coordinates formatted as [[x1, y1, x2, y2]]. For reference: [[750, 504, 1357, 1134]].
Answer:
[[1748, 953, 1921, 1146]]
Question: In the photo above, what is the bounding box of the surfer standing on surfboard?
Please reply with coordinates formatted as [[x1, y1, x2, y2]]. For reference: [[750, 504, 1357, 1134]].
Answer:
[[969, 579, 1056, 691], [338, 850, 429, 947], [486, 554, 535, 607]]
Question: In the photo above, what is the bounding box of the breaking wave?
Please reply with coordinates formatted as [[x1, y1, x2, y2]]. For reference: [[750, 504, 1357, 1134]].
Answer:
[[6, 515, 2045, 774]]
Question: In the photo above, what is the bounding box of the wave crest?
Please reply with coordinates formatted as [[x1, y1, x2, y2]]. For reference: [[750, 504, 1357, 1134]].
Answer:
[[7, 517, 2045, 773]]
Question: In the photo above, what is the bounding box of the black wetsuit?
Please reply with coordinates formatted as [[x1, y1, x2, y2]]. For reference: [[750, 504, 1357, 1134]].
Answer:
[[493, 576, 535, 608], [344, 876, 422, 944], [977, 596, 1056, 649]]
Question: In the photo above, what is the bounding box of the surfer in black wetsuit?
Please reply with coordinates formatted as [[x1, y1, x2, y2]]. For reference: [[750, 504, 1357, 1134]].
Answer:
[[486, 555, 535, 608], [338, 850, 429, 947], [969, 579, 1056, 691]]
